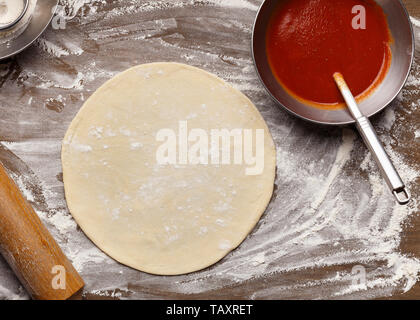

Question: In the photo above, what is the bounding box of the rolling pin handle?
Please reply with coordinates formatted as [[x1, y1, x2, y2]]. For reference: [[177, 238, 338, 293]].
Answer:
[[0, 163, 84, 300]]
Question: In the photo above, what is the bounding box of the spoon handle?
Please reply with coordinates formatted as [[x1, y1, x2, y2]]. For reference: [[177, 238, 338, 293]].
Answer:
[[333, 72, 410, 205], [356, 116, 410, 204]]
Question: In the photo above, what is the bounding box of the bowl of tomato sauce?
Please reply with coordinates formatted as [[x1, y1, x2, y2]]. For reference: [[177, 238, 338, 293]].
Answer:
[[252, 0, 414, 125]]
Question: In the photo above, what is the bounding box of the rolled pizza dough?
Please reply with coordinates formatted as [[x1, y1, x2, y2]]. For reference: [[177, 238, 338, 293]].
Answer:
[[62, 63, 276, 275]]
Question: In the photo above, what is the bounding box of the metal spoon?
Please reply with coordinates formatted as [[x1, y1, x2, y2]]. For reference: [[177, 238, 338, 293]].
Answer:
[[333, 72, 410, 205]]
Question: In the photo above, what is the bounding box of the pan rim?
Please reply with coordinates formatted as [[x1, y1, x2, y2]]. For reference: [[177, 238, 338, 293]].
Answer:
[[0, 0, 59, 61], [251, 0, 415, 126]]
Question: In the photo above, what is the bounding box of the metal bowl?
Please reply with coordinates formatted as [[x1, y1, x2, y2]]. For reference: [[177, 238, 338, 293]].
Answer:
[[0, 0, 58, 60], [0, 0, 29, 31], [252, 0, 415, 125]]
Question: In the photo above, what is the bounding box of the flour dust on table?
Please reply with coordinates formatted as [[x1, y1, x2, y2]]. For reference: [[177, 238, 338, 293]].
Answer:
[[0, 0, 419, 299]]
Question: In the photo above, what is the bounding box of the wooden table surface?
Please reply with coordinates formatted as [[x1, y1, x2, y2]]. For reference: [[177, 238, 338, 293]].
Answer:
[[394, 1, 420, 299], [0, 0, 419, 300]]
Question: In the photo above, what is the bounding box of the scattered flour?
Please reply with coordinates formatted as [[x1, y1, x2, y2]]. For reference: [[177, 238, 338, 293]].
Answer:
[[411, 17, 420, 28], [71, 142, 92, 153], [130, 142, 142, 150], [0, 0, 419, 300], [219, 240, 233, 250], [0, 284, 24, 300], [207, 0, 258, 11], [36, 38, 70, 58]]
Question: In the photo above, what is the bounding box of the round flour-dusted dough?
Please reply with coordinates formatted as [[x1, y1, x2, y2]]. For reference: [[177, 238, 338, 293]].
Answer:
[[62, 63, 276, 275]]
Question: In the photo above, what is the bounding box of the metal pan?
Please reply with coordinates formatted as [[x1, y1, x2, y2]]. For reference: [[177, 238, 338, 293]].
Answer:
[[252, 0, 414, 204], [0, 0, 58, 61], [0, 0, 29, 31], [252, 0, 414, 125]]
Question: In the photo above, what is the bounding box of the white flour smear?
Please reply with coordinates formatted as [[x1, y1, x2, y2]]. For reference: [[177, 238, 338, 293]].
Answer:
[[412, 16, 420, 28], [0, 0, 419, 300]]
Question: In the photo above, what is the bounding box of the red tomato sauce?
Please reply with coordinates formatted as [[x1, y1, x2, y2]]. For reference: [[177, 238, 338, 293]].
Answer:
[[266, 0, 392, 108]]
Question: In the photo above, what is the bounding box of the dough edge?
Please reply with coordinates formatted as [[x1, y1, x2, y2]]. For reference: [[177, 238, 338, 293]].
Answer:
[[61, 62, 277, 275]]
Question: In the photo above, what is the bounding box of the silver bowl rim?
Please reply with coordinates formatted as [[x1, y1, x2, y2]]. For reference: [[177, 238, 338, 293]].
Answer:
[[0, 0, 29, 31], [251, 0, 416, 126], [0, 0, 58, 61]]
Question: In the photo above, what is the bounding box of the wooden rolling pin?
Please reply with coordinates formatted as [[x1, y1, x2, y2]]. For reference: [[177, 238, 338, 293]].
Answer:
[[0, 163, 84, 300]]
